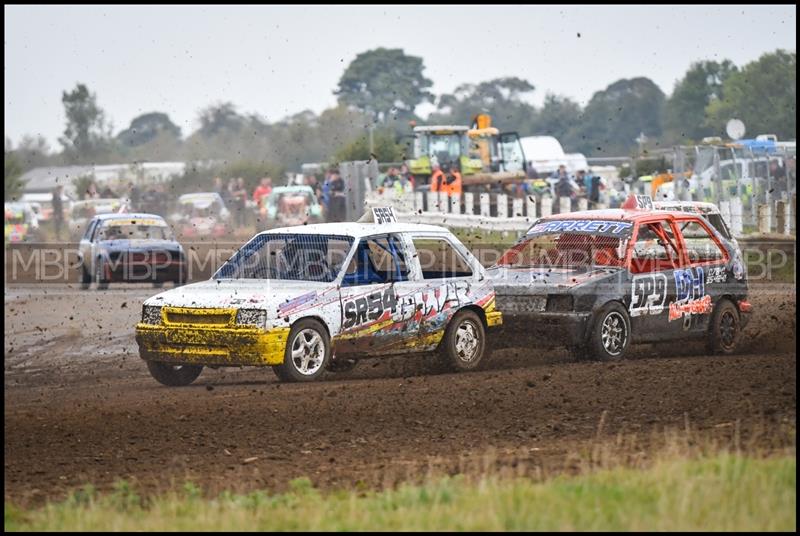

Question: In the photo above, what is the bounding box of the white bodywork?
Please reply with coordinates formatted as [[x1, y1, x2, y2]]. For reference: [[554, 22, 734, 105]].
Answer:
[[141, 222, 499, 356]]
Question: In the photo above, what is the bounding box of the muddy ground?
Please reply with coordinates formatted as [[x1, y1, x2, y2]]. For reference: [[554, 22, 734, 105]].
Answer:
[[4, 283, 796, 507]]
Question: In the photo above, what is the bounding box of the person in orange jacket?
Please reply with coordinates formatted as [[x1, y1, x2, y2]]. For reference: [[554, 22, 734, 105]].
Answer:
[[430, 163, 462, 195]]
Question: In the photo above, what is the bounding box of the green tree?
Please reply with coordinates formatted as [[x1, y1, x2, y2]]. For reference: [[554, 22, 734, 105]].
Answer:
[[335, 48, 433, 125], [197, 102, 245, 137], [535, 94, 583, 148], [705, 50, 796, 140], [117, 112, 182, 148], [59, 83, 113, 163], [430, 77, 537, 133], [573, 77, 666, 156], [4, 146, 26, 201], [664, 60, 738, 143], [333, 128, 404, 164]]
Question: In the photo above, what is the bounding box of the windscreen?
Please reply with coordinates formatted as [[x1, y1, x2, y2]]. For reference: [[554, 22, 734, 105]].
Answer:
[[99, 219, 173, 240], [214, 233, 354, 282], [498, 219, 633, 268]]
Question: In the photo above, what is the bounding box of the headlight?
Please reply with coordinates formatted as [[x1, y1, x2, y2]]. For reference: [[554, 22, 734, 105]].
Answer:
[[236, 308, 267, 328], [142, 305, 162, 324]]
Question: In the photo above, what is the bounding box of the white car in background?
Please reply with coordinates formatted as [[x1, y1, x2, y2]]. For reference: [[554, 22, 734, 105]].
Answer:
[[136, 209, 502, 386]]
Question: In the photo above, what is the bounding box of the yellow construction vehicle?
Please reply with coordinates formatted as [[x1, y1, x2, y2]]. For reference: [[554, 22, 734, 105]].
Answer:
[[405, 113, 528, 191]]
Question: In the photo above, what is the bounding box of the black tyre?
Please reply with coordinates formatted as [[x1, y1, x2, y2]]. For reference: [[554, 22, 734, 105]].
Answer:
[[79, 263, 92, 290], [327, 357, 358, 373], [94, 258, 109, 290], [439, 309, 487, 372], [273, 318, 330, 382], [707, 299, 740, 355], [588, 302, 630, 361], [146, 361, 203, 387]]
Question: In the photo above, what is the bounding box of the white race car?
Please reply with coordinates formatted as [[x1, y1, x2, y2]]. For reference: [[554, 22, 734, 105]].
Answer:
[[136, 209, 502, 385]]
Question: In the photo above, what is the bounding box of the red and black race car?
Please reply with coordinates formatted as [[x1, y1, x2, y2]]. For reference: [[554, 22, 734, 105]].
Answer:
[[488, 196, 750, 361]]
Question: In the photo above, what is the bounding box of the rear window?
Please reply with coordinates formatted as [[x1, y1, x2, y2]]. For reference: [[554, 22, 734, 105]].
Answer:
[[500, 219, 633, 268]]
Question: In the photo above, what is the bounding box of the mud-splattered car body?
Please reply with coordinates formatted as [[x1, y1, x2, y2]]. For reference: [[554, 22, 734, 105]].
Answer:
[[489, 207, 751, 360], [136, 221, 501, 383]]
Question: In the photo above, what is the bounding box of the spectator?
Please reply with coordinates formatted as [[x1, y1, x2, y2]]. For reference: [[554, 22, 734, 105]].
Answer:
[[382, 167, 400, 189], [320, 169, 332, 217], [233, 177, 248, 227], [154, 184, 168, 216], [253, 177, 273, 208], [555, 167, 576, 199], [86, 181, 99, 199], [399, 164, 415, 190], [100, 185, 117, 198], [213, 177, 227, 201], [127, 181, 141, 212], [52, 185, 65, 240], [327, 169, 346, 222], [526, 163, 540, 180], [141, 186, 159, 214]]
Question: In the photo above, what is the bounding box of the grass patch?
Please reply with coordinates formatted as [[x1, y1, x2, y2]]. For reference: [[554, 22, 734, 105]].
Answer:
[[5, 454, 795, 531]]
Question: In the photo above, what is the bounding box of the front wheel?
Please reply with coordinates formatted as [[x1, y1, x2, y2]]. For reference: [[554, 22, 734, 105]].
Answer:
[[707, 299, 740, 354], [273, 318, 330, 382], [146, 361, 203, 386], [94, 258, 109, 290], [588, 302, 630, 361], [439, 309, 487, 372]]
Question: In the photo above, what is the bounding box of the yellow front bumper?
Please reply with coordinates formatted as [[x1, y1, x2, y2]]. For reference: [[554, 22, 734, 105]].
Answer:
[[136, 320, 290, 367], [486, 310, 503, 327]]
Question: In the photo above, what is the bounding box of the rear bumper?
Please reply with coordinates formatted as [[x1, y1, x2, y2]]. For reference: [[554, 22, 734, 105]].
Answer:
[[136, 323, 290, 366]]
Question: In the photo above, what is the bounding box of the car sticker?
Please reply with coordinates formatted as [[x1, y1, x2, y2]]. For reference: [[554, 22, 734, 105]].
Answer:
[[629, 273, 667, 317], [669, 266, 712, 321], [528, 220, 633, 236]]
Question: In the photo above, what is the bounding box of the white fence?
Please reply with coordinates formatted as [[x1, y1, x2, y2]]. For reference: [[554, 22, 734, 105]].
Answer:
[[365, 190, 592, 235], [364, 189, 795, 237]]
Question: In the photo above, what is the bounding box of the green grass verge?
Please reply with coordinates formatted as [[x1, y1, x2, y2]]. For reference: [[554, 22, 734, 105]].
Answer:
[[5, 454, 795, 531]]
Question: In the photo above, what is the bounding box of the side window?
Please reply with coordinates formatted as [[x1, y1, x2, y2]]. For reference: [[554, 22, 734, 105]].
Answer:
[[82, 220, 96, 241], [413, 238, 473, 279], [678, 219, 726, 264], [342, 235, 408, 286], [630, 221, 680, 274], [89, 220, 102, 242]]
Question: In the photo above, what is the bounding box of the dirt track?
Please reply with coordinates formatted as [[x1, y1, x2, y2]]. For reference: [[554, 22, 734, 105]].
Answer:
[[4, 283, 797, 507]]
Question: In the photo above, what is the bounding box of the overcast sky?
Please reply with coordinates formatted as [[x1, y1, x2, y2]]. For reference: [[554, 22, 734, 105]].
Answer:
[[4, 4, 796, 149]]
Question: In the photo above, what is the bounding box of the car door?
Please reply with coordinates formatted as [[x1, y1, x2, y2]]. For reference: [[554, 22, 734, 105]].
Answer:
[[78, 218, 98, 274], [671, 215, 730, 334], [336, 233, 419, 357], [406, 234, 477, 341], [627, 218, 685, 342]]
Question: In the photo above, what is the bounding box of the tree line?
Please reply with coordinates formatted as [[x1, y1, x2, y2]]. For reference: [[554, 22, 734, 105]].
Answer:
[[4, 47, 795, 199]]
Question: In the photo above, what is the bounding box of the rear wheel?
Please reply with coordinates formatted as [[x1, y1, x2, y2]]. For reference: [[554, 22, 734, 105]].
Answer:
[[707, 299, 740, 354], [588, 303, 630, 361], [79, 264, 92, 290], [146, 361, 203, 387], [439, 310, 487, 372], [94, 258, 109, 290], [273, 318, 330, 382]]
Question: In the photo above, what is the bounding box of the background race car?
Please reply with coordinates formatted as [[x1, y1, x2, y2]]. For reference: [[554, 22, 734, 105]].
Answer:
[[78, 213, 187, 290], [258, 185, 323, 230]]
